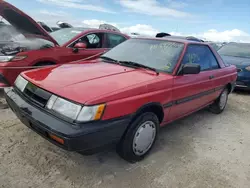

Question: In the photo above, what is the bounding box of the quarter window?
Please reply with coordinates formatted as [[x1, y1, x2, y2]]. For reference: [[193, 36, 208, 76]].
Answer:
[[182, 45, 220, 71]]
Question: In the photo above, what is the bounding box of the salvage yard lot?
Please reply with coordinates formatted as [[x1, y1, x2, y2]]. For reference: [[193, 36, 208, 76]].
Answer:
[[0, 89, 250, 188]]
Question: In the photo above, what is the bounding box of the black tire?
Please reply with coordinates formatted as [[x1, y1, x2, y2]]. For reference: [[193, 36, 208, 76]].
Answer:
[[209, 88, 229, 114], [117, 112, 159, 163], [78, 150, 96, 156]]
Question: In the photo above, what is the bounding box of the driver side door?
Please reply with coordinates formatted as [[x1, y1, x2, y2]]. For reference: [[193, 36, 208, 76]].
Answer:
[[167, 44, 217, 121], [59, 32, 106, 63]]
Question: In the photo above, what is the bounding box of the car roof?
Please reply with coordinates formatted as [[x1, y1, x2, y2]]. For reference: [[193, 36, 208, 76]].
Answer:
[[132, 36, 205, 44], [54, 27, 128, 36], [164, 35, 204, 42]]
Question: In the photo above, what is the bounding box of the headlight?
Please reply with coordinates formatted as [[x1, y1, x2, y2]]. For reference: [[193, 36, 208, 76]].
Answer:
[[46, 95, 82, 120], [11, 55, 28, 62], [46, 95, 105, 122], [15, 75, 28, 92], [245, 66, 250, 71], [0, 56, 14, 62], [76, 104, 105, 122]]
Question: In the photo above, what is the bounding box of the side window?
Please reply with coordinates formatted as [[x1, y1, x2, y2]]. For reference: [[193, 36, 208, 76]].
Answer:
[[182, 45, 219, 71], [209, 50, 220, 69], [71, 33, 103, 49], [106, 33, 127, 48]]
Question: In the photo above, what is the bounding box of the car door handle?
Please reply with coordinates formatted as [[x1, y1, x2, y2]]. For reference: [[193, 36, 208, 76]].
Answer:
[[209, 75, 215, 79]]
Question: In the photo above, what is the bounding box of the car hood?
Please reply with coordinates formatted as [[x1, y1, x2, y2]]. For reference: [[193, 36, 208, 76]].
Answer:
[[0, 40, 53, 56], [221, 55, 250, 67], [0, 1, 58, 45], [22, 61, 165, 104]]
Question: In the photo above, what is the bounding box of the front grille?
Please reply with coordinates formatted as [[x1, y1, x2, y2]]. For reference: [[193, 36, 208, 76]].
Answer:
[[23, 82, 52, 107]]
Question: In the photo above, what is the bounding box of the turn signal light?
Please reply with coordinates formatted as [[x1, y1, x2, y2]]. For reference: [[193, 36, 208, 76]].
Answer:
[[49, 133, 64, 145]]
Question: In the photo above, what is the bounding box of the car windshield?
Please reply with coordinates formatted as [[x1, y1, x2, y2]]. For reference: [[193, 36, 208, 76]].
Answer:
[[218, 43, 250, 58], [102, 39, 185, 73], [50, 28, 88, 45]]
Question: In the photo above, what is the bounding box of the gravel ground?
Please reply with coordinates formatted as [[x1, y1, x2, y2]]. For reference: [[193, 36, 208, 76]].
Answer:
[[0, 89, 250, 188]]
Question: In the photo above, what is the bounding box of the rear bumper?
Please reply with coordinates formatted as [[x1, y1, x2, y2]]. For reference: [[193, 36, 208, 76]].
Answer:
[[4, 87, 131, 152]]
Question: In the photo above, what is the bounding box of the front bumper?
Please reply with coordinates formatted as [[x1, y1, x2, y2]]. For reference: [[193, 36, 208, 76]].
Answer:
[[4, 87, 131, 152]]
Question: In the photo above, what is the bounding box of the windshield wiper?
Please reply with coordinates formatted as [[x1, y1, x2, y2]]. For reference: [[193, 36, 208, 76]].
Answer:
[[100, 56, 119, 63], [119, 61, 159, 75]]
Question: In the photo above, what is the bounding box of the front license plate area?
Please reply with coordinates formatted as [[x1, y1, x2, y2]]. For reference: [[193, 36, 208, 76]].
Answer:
[[30, 123, 48, 137]]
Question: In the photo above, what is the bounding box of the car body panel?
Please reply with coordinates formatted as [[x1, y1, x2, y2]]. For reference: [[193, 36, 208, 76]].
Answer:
[[20, 38, 237, 122], [0, 2, 129, 87], [169, 70, 215, 121], [21, 61, 172, 106], [0, 16, 129, 87], [0, 29, 128, 86], [5, 37, 237, 155]]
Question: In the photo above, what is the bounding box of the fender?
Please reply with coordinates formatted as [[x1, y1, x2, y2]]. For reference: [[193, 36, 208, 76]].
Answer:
[[132, 102, 164, 123]]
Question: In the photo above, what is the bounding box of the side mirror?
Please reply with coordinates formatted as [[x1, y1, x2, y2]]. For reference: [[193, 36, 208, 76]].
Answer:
[[74, 42, 87, 49], [181, 63, 201, 75]]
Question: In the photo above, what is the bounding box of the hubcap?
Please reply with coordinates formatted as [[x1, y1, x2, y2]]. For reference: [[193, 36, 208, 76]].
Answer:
[[219, 90, 228, 109], [132, 121, 156, 156]]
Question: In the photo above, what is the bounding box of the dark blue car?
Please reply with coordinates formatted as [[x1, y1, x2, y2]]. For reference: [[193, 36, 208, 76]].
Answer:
[[218, 42, 250, 90]]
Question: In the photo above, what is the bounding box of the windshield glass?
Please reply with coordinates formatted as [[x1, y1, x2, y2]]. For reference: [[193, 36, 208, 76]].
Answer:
[[102, 39, 184, 73], [218, 43, 250, 58], [50, 28, 88, 45]]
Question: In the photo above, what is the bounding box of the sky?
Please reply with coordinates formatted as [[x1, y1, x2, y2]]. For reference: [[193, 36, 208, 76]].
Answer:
[[4, 0, 250, 42]]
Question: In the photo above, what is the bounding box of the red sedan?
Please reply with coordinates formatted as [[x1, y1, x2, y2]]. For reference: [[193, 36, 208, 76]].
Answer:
[[5, 36, 237, 162], [0, 1, 129, 87]]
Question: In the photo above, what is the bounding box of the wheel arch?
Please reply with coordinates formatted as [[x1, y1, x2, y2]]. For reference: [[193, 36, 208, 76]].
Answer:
[[226, 82, 235, 93], [132, 102, 164, 124], [33, 60, 57, 67]]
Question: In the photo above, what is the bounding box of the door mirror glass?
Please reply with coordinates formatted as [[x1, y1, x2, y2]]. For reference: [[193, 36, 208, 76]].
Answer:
[[74, 42, 87, 49], [182, 63, 201, 74]]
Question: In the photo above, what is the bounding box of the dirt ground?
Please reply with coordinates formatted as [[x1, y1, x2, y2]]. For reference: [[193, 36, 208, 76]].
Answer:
[[0, 89, 250, 188]]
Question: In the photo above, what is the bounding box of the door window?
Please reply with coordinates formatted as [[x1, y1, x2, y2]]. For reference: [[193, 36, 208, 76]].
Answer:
[[71, 33, 103, 49], [182, 45, 220, 71], [105, 33, 127, 48]]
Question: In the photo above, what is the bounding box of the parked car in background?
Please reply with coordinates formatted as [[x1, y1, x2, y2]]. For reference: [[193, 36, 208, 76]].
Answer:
[[5, 36, 237, 162], [218, 42, 250, 90], [38, 21, 73, 32], [207, 42, 225, 51], [0, 1, 129, 87]]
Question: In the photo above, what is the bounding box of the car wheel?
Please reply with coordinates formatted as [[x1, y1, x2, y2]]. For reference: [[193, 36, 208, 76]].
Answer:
[[209, 88, 229, 114], [117, 112, 159, 163]]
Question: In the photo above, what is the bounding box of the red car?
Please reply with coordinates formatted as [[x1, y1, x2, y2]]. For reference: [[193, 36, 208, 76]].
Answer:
[[4, 37, 237, 162], [0, 1, 129, 87]]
